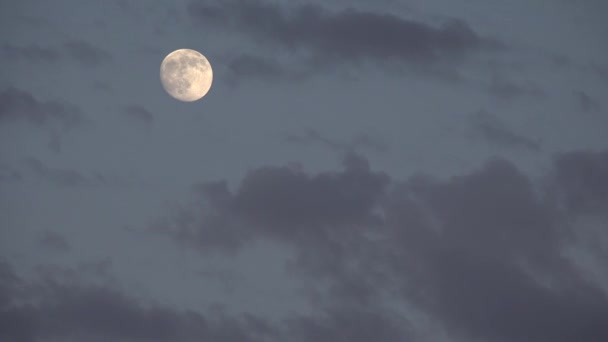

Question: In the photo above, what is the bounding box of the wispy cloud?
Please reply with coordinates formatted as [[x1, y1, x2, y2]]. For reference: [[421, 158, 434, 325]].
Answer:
[[0, 87, 84, 129], [1, 40, 112, 67], [188, 0, 502, 82], [469, 110, 541, 151], [285, 128, 389, 154], [123, 105, 154, 125]]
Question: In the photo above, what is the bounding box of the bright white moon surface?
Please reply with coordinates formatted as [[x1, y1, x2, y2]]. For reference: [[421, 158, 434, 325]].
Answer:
[[160, 49, 213, 102]]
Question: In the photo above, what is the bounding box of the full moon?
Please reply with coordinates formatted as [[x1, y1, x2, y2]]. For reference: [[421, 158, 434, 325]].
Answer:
[[160, 49, 213, 102]]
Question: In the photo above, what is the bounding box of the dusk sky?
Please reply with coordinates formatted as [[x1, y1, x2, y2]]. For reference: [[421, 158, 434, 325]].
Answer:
[[1, 0, 608, 341]]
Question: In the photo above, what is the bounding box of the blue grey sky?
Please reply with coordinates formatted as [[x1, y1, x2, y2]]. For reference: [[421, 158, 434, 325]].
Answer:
[[1, 0, 607, 341]]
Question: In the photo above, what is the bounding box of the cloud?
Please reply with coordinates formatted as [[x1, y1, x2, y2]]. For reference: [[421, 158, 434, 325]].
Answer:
[[0, 40, 112, 67], [0, 87, 90, 153], [592, 64, 608, 85], [23, 158, 89, 187], [123, 105, 154, 125], [486, 75, 544, 100], [154, 148, 608, 341], [0, 88, 83, 129], [38, 231, 71, 254], [286, 307, 409, 342], [0, 260, 278, 342], [552, 149, 608, 215], [469, 110, 541, 151], [63, 40, 112, 67], [0, 163, 22, 182], [10, 158, 113, 187], [188, 0, 500, 70], [0, 158, 118, 187], [0, 43, 60, 63], [225, 54, 289, 83], [285, 128, 389, 154], [4, 149, 608, 341], [574, 91, 602, 112], [157, 153, 389, 254]]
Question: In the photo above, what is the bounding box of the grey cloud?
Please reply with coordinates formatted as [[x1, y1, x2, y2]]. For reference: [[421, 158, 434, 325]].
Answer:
[[226, 153, 386, 239], [155, 149, 608, 341], [384, 156, 608, 341], [196, 267, 244, 294], [286, 308, 409, 342], [188, 0, 499, 69], [63, 40, 112, 67], [33, 259, 116, 289], [285, 128, 389, 154], [23, 158, 89, 187], [0, 41, 111, 67], [575, 90, 602, 112], [0, 260, 278, 342], [0, 88, 84, 129], [1, 43, 60, 63], [592, 64, 608, 85], [0, 158, 113, 188], [423, 250, 608, 342], [47, 131, 63, 153], [92, 81, 112, 92], [411, 158, 557, 260], [17, 158, 117, 188], [0, 163, 22, 182], [156, 154, 388, 257], [487, 75, 544, 100], [379, 157, 607, 341], [226, 54, 288, 82], [123, 105, 154, 125], [469, 110, 541, 151], [553, 149, 608, 215], [0, 87, 89, 153], [38, 231, 71, 254]]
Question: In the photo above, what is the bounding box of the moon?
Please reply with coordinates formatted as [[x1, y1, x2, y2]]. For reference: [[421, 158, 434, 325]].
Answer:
[[160, 49, 213, 102]]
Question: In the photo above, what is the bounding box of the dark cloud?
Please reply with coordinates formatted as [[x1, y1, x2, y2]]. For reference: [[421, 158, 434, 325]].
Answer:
[[286, 308, 409, 342], [13, 158, 118, 188], [285, 128, 389, 154], [422, 250, 608, 342], [552, 149, 608, 215], [486, 75, 544, 100], [0, 87, 89, 153], [0, 158, 112, 187], [574, 90, 602, 112], [225, 54, 289, 83], [38, 231, 71, 254], [155, 148, 608, 341], [158, 153, 389, 254], [196, 267, 244, 294], [23, 158, 89, 187], [63, 40, 112, 67], [91, 81, 112, 92], [385, 158, 608, 341], [33, 259, 116, 287], [188, 0, 499, 70], [0, 260, 278, 342], [47, 131, 63, 153], [0, 163, 22, 182], [0, 88, 83, 129], [0, 43, 60, 63], [592, 64, 608, 85], [123, 105, 154, 125], [0, 41, 111, 67], [469, 110, 541, 151]]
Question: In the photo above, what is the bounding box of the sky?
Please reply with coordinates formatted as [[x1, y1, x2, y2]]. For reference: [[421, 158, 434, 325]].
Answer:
[[1, 0, 607, 341]]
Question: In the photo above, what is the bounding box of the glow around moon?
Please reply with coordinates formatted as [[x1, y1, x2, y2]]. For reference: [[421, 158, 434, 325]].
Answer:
[[160, 49, 213, 102]]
